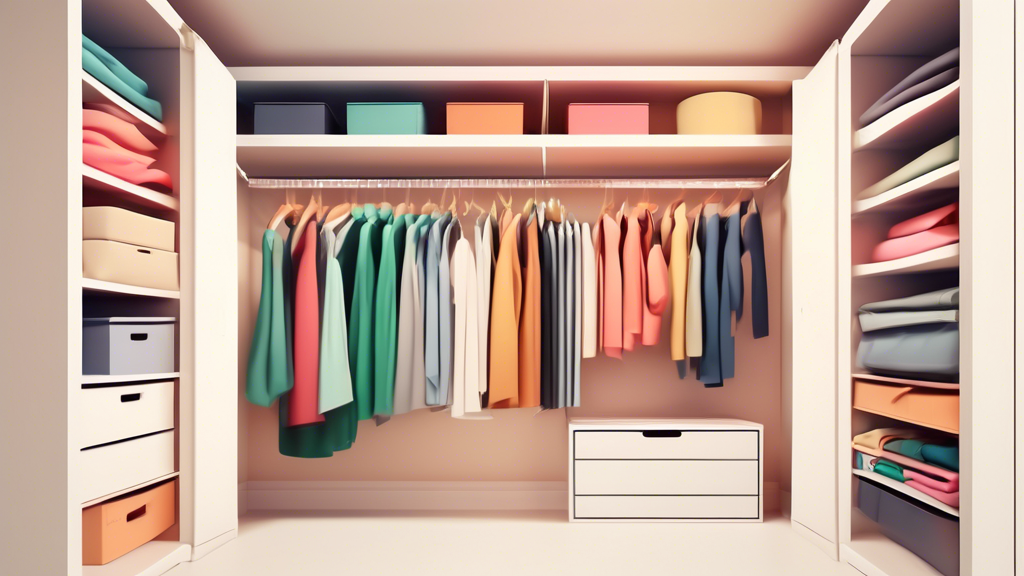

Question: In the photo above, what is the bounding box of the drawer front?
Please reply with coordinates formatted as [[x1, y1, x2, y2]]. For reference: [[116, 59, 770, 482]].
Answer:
[[574, 495, 759, 520], [83, 239, 179, 291], [80, 430, 175, 503], [574, 430, 758, 460], [79, 381, 175, 448], [108, 323, 175, 375], [574, 460, 759, 495]]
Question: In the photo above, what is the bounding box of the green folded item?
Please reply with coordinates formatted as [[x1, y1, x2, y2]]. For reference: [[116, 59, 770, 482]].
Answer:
[[872, 459, 906, 482], [857, 136, 958, 200], [83, 35, 149, 95], [82, 39, 163, 121], [885, 439, 959, 472]]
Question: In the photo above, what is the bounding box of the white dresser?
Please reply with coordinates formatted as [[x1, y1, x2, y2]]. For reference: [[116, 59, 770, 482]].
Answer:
[[569, 418, 763, 522]]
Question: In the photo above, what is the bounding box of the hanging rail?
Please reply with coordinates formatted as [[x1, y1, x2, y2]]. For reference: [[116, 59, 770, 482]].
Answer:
[[248, 177, 773, 190]]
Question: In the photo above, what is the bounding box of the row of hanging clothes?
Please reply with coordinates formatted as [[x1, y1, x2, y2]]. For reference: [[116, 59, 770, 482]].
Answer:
[[246, 187, 769, 458]]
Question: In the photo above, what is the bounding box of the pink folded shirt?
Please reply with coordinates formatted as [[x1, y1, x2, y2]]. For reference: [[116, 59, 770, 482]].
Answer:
[[83, 143, 173, 189], [871, 202, 959, 262]]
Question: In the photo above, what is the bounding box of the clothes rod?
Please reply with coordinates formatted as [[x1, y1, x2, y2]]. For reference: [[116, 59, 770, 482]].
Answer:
[[247, 177, 772, 190]]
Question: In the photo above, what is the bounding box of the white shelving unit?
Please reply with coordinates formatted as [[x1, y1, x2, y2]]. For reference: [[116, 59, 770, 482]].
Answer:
[[83, 165, 179, 212], [851, 244, 959, 277], [852, 162, 959, 214], [81, 372, 181, 385], [81, 541, 191, 576], [82, 278, 181, 299], [81, 472, 181, 508], [82, 72, 168, 138], [851, 469, 959, 518], [853, 80, 959, 150]]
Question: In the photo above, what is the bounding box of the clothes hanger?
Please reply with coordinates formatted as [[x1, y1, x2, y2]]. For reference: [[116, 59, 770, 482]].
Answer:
[[447, 185, 458, 214], [267, 203, 298, 231], [291, 192, 320, 255], [421, 186, 439, 215], [324, 198, 352, 230], [723, 189, 745, 217], [463, 187, 487, 217], [546, 197, 563, 223]]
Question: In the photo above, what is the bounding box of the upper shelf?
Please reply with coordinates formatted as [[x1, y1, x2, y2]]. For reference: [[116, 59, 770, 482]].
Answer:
[[852, 244, 959, 278], [854, 81, 959, 151], [236, 134, 792, 180], [83, 72, 167, 138], [82, 278, 180, 299], [82, 165, 179, 213], [853, 162, 959, 215]]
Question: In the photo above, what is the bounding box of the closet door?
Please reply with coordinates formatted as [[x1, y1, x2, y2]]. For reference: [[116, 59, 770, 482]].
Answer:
[[178, 31, 238, 558], [787, 41, 839, 558]]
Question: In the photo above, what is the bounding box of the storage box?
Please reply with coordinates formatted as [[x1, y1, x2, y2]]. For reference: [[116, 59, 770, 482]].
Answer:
[[83, 239, 179, 290], [853, 378, 959, 433], [347, 102, 426, 134], [568, 103, 649, 134], [857, 476, 959, 576], [79, 380, 175, 448], [446, 103, 524, 134], [80, 430, 175, 503], [83, 317, 176, 375], [83, 206, 175, 252], [676, 92, 763, 134], [83, 479, 177, 565], [254, 102, 341, 135], [569, 418, 763, 522]]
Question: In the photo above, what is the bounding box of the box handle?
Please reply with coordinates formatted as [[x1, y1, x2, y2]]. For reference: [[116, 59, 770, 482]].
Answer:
[[137, 249, 151, 254], [642, 430, 682, 438], [126, 504, 147, 522], [121, 393, 141, 403], [130, 333, 149, 341]]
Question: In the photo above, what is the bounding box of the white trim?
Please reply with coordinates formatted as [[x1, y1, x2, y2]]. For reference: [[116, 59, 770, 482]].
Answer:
[[792, 518, 839, 561], [190, 528, 237, 562]]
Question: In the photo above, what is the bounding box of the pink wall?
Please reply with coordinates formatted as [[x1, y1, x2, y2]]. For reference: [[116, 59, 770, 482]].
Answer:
[[241, 181, 784, 483]]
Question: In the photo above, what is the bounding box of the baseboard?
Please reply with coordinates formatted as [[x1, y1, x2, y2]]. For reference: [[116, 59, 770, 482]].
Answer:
[[190, 528, 237, 562], [244, 481, 569, 511], [791, 518, 840, 561], [238, 482, 249, 516]]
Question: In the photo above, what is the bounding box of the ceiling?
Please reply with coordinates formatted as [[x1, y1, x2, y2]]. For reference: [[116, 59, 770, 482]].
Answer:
[[168, 0, 870, 67]]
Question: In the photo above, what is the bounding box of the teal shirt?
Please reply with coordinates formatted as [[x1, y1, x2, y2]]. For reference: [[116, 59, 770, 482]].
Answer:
[[245, 230, 291, 406], [83, 36, 163, 120], [350, 205, 393, 420], [373, 213, 409, 416]]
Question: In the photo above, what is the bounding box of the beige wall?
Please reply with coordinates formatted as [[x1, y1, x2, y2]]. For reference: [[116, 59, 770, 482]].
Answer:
[[240, 179, 784, 484]]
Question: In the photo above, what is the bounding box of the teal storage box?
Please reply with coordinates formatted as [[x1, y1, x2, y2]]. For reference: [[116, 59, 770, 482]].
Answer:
[[346, 103, 427, 135]]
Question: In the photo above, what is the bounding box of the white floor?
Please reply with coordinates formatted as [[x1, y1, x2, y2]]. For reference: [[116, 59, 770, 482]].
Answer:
[[167, 512, 861, 576]]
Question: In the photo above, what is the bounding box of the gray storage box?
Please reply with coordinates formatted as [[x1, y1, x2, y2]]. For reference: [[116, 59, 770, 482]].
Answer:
[[254, 102, 341, 134], [83, 317, 176, 375], [857, 476, 959, 576]]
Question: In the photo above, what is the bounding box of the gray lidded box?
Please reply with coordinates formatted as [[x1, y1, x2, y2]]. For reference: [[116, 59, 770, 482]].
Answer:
[[83, 317, 176, 375], [253, 102, 341, 134], [856, 476, 959, 576]]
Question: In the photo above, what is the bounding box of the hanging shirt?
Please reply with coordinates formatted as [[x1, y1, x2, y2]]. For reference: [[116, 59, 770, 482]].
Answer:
[[488, 212, 523, 408], [686, 209, 704, 360], [669, 202, 689, 360], [621, 210, 642, 352], [393, 214, 431, 415], [720, 210, 742, 381], [246, 229, 291, 407], [452, 237, 489, 419], [349, 204, 391, 420], [439, 216, 461, 406], [373, 213, 409, 417], [289, 220, 326, 426], [425, 212, 452, 406], [475, 213, 497, 408], [699, 204, 723, 387], [319, 226, 354, 414], [644, 210, 670, 347], [601, 214, 623, 358], [572, 219, 583, 407], [592, 221, 604, 356], [581, 222, 597, 359], [555, 221, 568, 408], [518, 212, 542, 408], [742, 198, 769, 339], [540, 219, 558, 408]]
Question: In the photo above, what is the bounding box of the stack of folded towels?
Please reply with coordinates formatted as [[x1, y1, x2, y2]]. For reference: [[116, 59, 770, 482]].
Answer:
[[83, 35, 163, 121], [859, 47, 959, 128], [869, 202, 958, 263], [83, 108, 172, 190], [854, 428, 959, 508], [857, 287, 959, 381]]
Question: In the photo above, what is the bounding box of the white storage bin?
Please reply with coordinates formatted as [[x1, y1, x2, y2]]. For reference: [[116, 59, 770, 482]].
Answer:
[[83, 317, 175, 375], [83, 239, 179, 291], [79, 380, 175, 448], [83, 206, 176, 252], [79, 430, 175, 503]]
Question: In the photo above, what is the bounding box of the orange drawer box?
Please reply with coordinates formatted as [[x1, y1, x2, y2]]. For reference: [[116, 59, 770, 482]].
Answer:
[[83, 479, 176, 565], [446, 103, 524, 134], [852, 379, 959, 434]]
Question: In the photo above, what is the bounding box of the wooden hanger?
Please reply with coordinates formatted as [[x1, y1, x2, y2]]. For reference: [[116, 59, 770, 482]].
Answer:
[[463, 188, 486, 217], [447, 185, 458, 214], [324, 200, 351, 230], [546, 197, 563, 223], [497, 190, 513, 214], [291, 193, 320, 255], [523, 196, 536, 217], [267, 203, 298, 231], [421, 186, 439, 215], [489, 200, 498, 220]]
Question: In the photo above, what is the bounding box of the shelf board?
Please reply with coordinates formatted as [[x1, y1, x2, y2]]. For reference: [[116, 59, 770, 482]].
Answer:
[[236, 134, 792, 179], [854, 81, 959, 151], [83, 165, 179, 212], [83, 278, 181, 299], [853, 406, 958, 435], [852, 469, 959, 518], [82, 372, 180, 386], [82, 540, 190, 576], [852, 244, 959, 278], [82, 471, 180, 508], [853, 162, 959, 215], [842, 509, 946, 576], [83, 72, 167, 138], [853, 373, 959, 390]]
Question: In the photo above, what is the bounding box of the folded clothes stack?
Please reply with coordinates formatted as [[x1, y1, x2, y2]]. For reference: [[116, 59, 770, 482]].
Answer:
[[857, 287, 959, 381], [869, 202, 958, 263], [859, 47, 959, 128], [854, 428, 959, 508], [83, 108, 172, 190], [83, 35, 163, 121], [857, 137, 958, 201]]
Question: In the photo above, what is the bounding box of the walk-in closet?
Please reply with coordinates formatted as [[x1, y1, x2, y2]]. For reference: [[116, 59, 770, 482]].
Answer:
[[0, 0, 1018, 575]]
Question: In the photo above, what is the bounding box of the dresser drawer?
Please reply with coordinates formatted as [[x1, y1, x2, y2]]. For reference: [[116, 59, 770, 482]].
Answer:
[[574, 430, 758, 460], [574, 460, 759, 495], [80, 430, 175, 503], [79, 381, 175, 449], [574, 495, 760, 520]]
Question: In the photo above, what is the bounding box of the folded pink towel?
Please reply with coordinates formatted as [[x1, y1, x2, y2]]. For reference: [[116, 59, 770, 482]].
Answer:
[[83, 130, 156, 166], [871, 224, 959, 262], [83, 109, 158, 153], [888, 202, 958, 239], [906, 480, 960, 507], [83, 143, 173, 189]]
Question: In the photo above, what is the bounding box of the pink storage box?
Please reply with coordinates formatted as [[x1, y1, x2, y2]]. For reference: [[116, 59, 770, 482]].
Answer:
[[568, 104, 649, 135]]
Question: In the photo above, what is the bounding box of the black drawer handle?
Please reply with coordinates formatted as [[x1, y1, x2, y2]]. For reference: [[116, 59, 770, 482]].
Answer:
[[121, 393, 141, 403], [130, 333, 149, 341], [642, 430, 682, 438], [137, 249, 151, 254], [126, 504, 146, 522]]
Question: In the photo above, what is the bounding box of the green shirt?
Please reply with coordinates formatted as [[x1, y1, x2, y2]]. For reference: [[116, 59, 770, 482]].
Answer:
[[245, 230, 291, 407]]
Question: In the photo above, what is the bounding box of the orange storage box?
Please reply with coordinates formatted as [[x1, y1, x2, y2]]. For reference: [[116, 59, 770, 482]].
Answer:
[[852, 379, 959, 434], [83, 479, 176, 565], [446, 103, 524, 134]]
